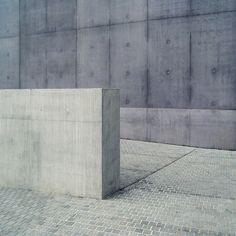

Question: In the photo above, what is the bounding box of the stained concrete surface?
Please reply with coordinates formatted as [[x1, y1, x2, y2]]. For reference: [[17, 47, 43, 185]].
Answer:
[[0, 0, 236, 150], [0, 89, 120, 199], [0, 139, 235, 235]]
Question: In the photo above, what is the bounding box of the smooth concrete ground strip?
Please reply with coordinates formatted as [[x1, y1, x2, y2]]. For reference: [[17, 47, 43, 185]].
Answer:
[[0, 139, 235, 236]]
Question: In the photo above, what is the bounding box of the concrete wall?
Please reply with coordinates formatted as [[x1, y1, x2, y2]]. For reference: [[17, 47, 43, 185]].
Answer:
[[0, 89, 120, 199], [0, 0, 236, 150]]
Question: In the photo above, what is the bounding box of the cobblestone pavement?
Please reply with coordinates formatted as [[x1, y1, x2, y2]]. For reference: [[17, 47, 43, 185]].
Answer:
[[0, 140, 236, 236]]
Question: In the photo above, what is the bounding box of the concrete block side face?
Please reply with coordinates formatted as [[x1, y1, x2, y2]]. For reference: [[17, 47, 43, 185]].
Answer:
[[148, 19, 190, 108], [47, 0, 76, 32], [77, 0, 109, 28], [77, 27, 109, 88], [191, 13, 236, 110], [20, 0, 47, 35], [110, 0, 147, 24], [20, 34, 47, 88], [102, 89, 120, 198], [0, 0, 19, 38], [120, 108, 147, 141], [147, 108, 190, 146], [110, 22, 147, 108], [0, 37, 19, 89], [190, 110, 236, 150], [46, 31, 76, 88], [148, 0, 189, 20]]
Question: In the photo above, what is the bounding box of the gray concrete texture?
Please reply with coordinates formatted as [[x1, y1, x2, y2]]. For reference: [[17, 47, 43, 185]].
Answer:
[[0, 89, 120, 199], [0, 0, 236, 149]]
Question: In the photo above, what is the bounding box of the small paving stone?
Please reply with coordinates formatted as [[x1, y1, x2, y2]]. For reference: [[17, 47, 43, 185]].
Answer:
[[0, 140, 236, 236]]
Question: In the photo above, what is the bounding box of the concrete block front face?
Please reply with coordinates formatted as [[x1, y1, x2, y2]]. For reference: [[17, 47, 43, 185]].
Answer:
[[148, 18, 190, 108], [0, 89, 120, 199], [110, 0, 147, 24], [77, 27, 109, 88], [0, 37, 19, 89], [110, 22, 147, 108], [77, 0, 110, 28], [191, 13, 236, 110], [0, 0, 19, 38]]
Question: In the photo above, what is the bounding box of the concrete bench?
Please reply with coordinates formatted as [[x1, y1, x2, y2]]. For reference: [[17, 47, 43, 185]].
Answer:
[[0, 89, 120, 199]]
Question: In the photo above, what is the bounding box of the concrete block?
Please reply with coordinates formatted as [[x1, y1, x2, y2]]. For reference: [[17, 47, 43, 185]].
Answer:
[[0, 89, 120, 199], [0, 0, 19, 38], [147, 108, 190, 146], [148, 18, 190, 108], [77, 0, 109, 28], [0, 37, 19, 89], [110, 22, 147, 107], [20, 34, 47, 88], [148, 0, 189, 19], [77, 26, 109, 88], [20, 0, 47, 35], [191, 0, 236, 15], [191, 13, 236, 110], [47, 0, 76, 32], [190, 109, 236, 150], [46, 31, 76, 88], [110, 0, 147, 24], [120, 108, 147, 141]]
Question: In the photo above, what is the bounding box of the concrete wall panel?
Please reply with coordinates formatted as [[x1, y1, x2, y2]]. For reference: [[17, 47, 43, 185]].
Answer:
[[20, 0, 46, 35], [77, 27, 109, 88], [20, 34, 47, 88], [77, 0, 109, 28], [148, 0, 189, 19], [190, 109, 236, 150], [120, 108, 147, 141], [191, 13, 236, 109], [0, 0, 19, 38], [47, 0, 76, 32], [0, 37, 19, 89], [191, 0, 236, 15], [148, 18, 190, 108], [147, 108, 190, 146], [46, 31, 76, 88], [110, 22, 147, 107], [110, 0, 147, 24]]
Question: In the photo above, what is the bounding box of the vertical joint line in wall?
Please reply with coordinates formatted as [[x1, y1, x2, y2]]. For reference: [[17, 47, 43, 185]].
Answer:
[[189, 32, 192, 105], [146, 0, 149, 142], [45, 0, 48, 31], [19, 0, 21, 88], [189, 0, 193, 15], [108, 0, 111, 88], [146, 0, 149, 108], [75, 0, 78, 88]]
